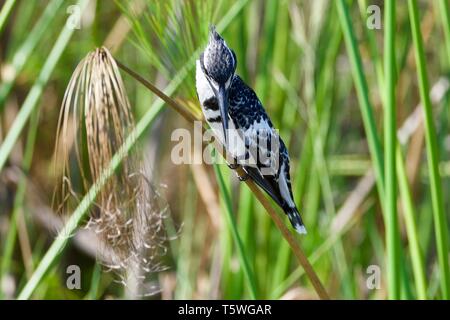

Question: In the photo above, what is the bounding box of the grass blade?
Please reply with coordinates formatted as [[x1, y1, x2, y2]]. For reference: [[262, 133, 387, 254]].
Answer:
[[0, 0, 16, 34], [0, 107, 40, 298], [408, 0, 450, 299], [437, 0, 450, 63], [0, 0, 87, 173], [213, 163, 258, 299], [384, 0, 401, 299], [396, 146, 427, 299], [359, 0, 430, 299], [336, 0, 385, 201], [0, 0, 65, 109]]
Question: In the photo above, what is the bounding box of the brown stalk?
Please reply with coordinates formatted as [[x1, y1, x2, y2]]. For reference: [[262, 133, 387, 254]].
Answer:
[[117, 60, 330, 300]]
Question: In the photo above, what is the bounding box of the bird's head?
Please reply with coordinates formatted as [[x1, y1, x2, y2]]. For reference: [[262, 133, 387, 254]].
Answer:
[[200, 26, 237, 143]]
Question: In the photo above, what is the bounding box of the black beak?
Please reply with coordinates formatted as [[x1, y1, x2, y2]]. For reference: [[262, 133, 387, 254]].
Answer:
[[217, 84, 229, 144]]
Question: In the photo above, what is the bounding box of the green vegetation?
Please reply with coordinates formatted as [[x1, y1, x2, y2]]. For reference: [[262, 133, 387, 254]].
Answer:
[[0, 0, 449, 300]]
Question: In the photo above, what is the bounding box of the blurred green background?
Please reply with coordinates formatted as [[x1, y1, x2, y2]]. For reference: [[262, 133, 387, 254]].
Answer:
[[0, 0, 449, 300]]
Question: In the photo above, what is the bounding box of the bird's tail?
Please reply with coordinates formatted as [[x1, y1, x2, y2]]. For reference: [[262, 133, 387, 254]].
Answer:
[[285, 206, 307, 234], [242, 166, 306, 234]]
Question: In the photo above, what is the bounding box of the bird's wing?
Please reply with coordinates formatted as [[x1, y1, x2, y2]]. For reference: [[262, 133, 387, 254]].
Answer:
[[236, 118, 285, 208], [228, 75, 287, 206], [240, 117, 281, 176], [228, 76, 281, 177]]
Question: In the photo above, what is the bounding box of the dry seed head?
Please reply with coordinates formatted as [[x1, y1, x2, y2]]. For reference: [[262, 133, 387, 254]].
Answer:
[[55, 47, 170, 295]]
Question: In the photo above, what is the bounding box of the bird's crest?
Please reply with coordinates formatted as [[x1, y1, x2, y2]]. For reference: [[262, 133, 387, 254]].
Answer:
[[209, 25, 221, 42], [201, 25, 236, 84]]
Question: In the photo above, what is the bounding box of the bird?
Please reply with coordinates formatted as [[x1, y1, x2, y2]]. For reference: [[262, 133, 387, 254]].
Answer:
[[195, 26, 306, 234]]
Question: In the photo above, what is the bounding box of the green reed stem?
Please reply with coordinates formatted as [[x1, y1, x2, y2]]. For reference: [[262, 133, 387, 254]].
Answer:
[[336, 0, 385, 201], [437, 0, 450, 63], [0, 0, 16, 34], [213, 163, 258, 299], [0, 0, 64, 109], [408, 0, 450, 299], [384, 0, 401, 299], [0, 0, 86, 173], [396, 146, 427, 299]]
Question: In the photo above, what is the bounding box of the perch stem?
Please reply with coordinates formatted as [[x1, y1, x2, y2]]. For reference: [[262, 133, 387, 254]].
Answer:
[[117, 61, 330, 300]]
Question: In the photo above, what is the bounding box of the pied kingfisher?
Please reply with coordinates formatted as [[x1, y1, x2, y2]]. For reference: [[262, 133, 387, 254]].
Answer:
[[195, 27, 306, 234]]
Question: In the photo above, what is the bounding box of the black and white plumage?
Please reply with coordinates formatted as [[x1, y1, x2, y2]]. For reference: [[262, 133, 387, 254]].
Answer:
[[195, 27, 306, 234]]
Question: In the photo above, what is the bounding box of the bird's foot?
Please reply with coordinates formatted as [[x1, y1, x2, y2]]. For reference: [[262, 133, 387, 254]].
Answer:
[[238, 173, 249, 181], [227, 161, 247, 181], [227, 162, 239, 170]]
